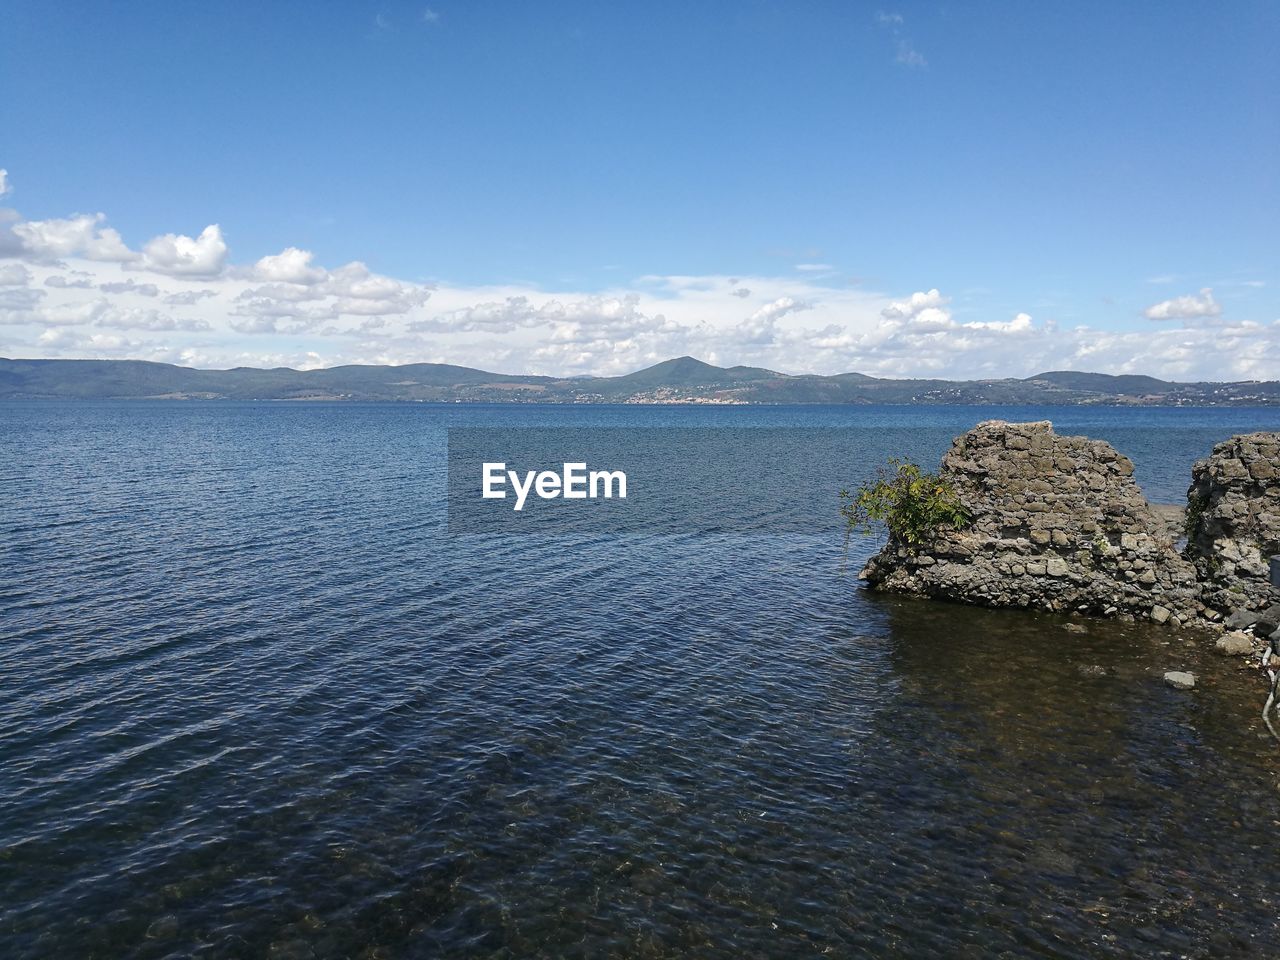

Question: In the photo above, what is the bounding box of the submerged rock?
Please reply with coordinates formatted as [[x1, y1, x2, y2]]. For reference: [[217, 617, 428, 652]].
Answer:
[[1163, 671, 1196, 690], [146, 916, 180, 940], [861, 420, 1203, 625]]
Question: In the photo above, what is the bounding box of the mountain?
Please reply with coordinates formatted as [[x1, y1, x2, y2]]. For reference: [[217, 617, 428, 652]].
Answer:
[[1023, 371, 1173, 396], [611, 356, 783, 388], [2, 356, 1278, 405]]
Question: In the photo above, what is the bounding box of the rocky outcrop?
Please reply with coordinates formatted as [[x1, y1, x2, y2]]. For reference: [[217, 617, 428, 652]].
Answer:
[[1185, 433, 1280, 614], [860, 420, 1206, 625]]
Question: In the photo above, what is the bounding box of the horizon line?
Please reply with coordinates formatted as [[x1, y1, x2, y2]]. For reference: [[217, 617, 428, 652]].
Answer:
[[1, 354, 1274, 387]]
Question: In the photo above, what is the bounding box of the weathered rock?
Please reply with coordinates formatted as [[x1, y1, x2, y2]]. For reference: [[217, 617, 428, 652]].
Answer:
[[1252, 603, 1280, 637], [1215, 632, 1256, 657], [1150, 503, 1186, 541], [1224, 608, 1260, 630], [1163, 671, 1196, 690], [1185, 432, 1280, 616], [860, 421, 1203, 624]]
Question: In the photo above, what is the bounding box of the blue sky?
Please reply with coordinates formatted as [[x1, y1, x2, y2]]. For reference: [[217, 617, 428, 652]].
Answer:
[[0, 1, 1276, 378]]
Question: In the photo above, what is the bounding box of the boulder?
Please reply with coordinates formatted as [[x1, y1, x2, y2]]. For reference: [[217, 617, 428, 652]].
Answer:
[[1215, 632, 1256, 657], [1225, 608, 1260, 630]]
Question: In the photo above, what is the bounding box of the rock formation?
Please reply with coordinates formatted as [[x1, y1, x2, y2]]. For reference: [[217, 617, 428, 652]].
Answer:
[[1185, 433, 1280, 614], [860, 420, 1206, 625]]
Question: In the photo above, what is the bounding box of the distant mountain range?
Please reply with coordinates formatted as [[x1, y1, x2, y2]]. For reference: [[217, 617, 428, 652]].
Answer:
[[3, 356, 1279, 405]]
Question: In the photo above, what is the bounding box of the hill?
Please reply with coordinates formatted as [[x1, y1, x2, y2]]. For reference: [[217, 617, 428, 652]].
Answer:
[[2, 356, 1278, 405]]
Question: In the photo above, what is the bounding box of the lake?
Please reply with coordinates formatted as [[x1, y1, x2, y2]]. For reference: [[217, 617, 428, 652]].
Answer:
[[3, 401, 1280, 958]]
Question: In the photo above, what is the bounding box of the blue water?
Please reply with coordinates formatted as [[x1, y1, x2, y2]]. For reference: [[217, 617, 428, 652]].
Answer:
[[2, 402, 1280, 958]]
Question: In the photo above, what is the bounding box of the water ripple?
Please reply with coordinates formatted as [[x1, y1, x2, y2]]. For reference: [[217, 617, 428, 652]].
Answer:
[[2, 400, 1280, 958]]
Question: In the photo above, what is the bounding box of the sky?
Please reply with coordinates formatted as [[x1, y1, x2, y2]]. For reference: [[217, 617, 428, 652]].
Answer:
[[1, 0, 1277, 379]]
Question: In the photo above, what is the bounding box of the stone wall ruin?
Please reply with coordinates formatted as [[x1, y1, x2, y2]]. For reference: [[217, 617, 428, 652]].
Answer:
[[1185, 433, 1280, 615], [860, 420, 1280, 629]]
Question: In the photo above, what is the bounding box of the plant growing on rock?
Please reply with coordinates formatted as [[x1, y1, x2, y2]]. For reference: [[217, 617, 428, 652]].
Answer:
[[840, 458, 972, 545], [1184, 487, 1209, 543]]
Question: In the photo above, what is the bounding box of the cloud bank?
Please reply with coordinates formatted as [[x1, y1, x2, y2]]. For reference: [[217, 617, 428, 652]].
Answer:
[[0, 175, 1276, 381]]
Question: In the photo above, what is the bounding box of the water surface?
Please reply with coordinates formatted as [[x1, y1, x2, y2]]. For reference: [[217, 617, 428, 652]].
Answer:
[[2, 402, 1279, 958]]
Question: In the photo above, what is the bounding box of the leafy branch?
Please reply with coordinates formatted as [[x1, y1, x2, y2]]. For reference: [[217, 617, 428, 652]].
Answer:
[[840, 458, 972, 546]]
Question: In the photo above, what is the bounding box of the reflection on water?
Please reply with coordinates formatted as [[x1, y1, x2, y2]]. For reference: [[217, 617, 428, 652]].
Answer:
[[2, 401, 1279, 958]]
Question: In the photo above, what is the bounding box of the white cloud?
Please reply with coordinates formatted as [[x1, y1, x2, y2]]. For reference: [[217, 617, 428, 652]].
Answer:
[[35, 327, 154, 355], [734, 297, 812, 346], [39, 298, 113, 327], [874, 10, 926, 68], [0, 286, 43, 315], [988, 311, 1033, 333], [747, 296, 809, 328], [881, 288, 949, 324], [224, 261, 430, 333], [140, 224, 228, 277], [238, 282, 327, 304], [13, 213, 138, 262], [0, 169, 9, 196], [865, 291, 1037, 371], [164, 289, 218, 305], [99, 279, 160, 297], [327, 261, 404, 299], [0, 263, 31, 286], [795, 263, 833, 272], [896, 43, 927, 68], [95, 307, 210, 332], [409, 295, 545, 334], [1144, 287, 1221, 321], [45, 275, 95, 289], [254, 246, 325, 285], [324, 261, 431, 315], [229, 294, 329, 333], [422, 7, 440, 23]]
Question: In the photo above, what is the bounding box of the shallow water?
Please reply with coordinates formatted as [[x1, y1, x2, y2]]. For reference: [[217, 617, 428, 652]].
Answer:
[[2, 401, 1279, 958]]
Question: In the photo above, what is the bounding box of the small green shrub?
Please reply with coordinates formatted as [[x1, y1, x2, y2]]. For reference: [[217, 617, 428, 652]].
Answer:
[[840, 458, 973, 545], [1184, 488, 1208, 543]]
